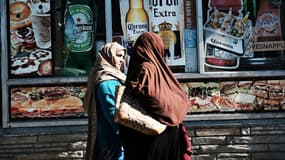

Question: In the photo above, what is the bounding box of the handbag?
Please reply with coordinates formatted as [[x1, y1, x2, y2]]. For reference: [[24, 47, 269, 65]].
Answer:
[[114, 86, 167, 135]]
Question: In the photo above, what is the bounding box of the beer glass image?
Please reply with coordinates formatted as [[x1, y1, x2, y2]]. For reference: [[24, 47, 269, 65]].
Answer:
[[30, 2, 51, 49], [148, 0, 185, 66]]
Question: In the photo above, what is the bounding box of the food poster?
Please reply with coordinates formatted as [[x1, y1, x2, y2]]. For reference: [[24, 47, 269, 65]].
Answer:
[[10, 85, 87, 119], [202, 0, 285, 72], [182, 79, 285, 114], [120, 0, 186, 67], [9, 0, 53, 77], [182, 82, 221, 113]]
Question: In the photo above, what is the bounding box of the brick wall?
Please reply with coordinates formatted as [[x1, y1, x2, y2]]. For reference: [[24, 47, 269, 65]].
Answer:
[[185, 118, 285, 160], [0, 119, 285, 160], [0, 126, 88, 160]]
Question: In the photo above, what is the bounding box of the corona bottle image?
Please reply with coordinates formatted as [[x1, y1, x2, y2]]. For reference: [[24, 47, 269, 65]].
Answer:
[[125, 0, 149, 55]]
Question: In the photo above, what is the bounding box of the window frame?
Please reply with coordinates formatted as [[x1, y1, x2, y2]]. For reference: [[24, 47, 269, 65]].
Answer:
[[1, 0, 285, 128]]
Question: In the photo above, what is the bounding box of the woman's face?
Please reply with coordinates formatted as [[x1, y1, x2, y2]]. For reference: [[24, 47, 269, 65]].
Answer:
[[113, 49, 125, 70]]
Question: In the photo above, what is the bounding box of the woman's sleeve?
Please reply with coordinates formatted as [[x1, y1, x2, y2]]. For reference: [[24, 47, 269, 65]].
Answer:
[[96, 80, 120, 132]]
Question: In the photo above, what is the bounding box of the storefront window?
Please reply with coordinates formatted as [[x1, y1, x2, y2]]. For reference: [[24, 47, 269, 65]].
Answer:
[[201, 0, 285, 72], [1, 0, 285, 128], [8, 0, 98, 78], [2, 0, 100, 127]]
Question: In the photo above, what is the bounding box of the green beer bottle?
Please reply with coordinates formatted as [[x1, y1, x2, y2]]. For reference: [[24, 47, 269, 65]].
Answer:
[[62, 0, 96, 76]]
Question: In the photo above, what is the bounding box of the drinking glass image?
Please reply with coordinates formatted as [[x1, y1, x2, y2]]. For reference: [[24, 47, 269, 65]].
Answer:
[[31, 13, 51, 49], [30, 2, 51, 49]]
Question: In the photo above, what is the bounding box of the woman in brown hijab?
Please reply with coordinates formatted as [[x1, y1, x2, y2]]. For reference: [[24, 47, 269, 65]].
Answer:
[[120, 32, 192, 160], [84, 42, 126, 160]]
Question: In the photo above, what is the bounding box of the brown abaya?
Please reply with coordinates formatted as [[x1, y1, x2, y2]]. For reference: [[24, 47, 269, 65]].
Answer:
[[120, 32, 192, 160]]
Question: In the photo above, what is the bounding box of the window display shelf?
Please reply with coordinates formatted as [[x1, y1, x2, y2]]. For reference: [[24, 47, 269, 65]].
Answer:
[[185, 112, 285, 122], [175, 70, 285, 81], [7, 77, 88, 86]]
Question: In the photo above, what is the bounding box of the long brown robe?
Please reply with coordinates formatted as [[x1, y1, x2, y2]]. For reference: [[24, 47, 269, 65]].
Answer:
[[125, 32, 190, 126], [121, 32, 192, 160]]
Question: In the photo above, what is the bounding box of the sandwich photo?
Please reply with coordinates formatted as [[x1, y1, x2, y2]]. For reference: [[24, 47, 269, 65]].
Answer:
[[220, 81, 238, 95], [188, 82, 220, 113], [252, 80, 269, 99], [10, 86, 86, 119], [263, 99, 280, 111], [237, 81, 253, 93], [232, 92, 256, 111]]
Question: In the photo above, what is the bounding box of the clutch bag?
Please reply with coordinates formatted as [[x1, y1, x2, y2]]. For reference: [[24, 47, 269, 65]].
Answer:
[[114, 86, 166, 135]]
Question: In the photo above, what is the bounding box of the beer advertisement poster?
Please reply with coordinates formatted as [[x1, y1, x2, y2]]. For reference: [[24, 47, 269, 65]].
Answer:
[[120, 0, 186, 67], [9, 0, 53, 78], [59, 0, 96, 76], [202, 0, 285, 72]]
